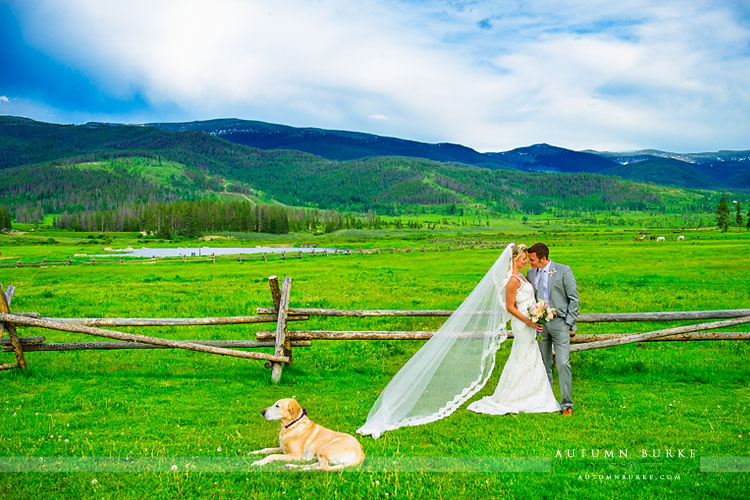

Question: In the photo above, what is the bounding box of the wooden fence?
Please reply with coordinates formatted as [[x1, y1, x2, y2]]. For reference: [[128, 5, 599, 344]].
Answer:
[[4, 232, 745, 269], [0, 279, 304, 381], [1, 277, 749, 383]]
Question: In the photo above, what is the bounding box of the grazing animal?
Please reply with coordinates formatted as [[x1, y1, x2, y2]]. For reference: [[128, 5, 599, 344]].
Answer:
[[656, 236, 665, 242], [251, 398, 365, 471], [677, 235, 686, 241], [634, 236, 644, 242]]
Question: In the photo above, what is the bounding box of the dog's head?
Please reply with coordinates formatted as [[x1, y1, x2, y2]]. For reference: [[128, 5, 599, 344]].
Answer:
[[261, 398, 303, 423]]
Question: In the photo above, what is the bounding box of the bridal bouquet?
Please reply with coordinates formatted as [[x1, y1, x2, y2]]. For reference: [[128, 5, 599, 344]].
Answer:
[[529, 300, 556, 325]]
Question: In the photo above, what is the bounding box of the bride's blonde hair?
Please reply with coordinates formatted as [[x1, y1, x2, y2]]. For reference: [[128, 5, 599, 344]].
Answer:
[[511, 243, 528, 263]]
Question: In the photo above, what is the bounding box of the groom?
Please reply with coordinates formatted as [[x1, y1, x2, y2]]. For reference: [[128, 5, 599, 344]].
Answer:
[[526, 243, 578, 416]]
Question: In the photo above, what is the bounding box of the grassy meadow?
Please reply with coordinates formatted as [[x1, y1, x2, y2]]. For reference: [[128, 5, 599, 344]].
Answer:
[[0, 228, 748, 499]]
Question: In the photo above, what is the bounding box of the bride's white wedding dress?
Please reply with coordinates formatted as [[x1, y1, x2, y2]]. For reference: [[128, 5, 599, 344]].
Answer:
[[467, 275, 561, 415]]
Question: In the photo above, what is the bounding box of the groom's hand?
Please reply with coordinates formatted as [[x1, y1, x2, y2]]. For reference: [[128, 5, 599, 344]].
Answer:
[[535, 323, 544, 333]]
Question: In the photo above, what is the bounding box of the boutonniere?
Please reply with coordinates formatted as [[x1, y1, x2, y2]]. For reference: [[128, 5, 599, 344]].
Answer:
[[549, 268, 558, 276]]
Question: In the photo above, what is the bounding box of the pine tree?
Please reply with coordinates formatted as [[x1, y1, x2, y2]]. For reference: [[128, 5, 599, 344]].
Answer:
[[716, 197, 730, 232], [0, 206, 11, 232], [736, 202, 743, 229]]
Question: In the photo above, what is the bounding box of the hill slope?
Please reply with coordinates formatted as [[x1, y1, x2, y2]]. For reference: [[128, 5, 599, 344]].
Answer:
[[147, 118, 750, 190], [149, 118, 510, 168], [594, 149, 750, 190], [487, 143, 618, 173], [0, 116, 733, 219]]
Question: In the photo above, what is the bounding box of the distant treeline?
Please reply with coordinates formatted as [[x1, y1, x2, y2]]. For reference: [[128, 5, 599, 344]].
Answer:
[[52, 199, 383, 237]]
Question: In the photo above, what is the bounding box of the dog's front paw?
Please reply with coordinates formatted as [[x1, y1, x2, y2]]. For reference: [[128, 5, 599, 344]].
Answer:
[[249, 450, 263, 455], [283, 463, 299, 469], [251, 459, 266, 467]]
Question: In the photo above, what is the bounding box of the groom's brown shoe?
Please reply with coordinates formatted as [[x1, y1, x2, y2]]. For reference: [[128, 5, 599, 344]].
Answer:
[[561, 408, 573, 416]]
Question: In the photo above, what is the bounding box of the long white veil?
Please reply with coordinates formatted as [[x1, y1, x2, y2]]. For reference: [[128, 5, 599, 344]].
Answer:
[[357, 243, 515, 439]]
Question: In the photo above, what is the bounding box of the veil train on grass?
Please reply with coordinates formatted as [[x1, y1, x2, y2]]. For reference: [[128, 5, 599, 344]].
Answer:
[[357, 243, 515, 438]]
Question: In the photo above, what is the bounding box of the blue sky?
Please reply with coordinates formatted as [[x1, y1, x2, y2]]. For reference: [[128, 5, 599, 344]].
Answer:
[[1, 0, 748, 152]]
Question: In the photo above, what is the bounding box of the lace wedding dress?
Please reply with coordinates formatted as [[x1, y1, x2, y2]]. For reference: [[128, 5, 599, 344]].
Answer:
[[467, 275, 561, 415]]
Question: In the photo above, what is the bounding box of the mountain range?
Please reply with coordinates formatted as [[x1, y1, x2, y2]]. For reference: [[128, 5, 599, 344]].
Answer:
[[0, 115, 743, 222], [150, 118, 750, 189]]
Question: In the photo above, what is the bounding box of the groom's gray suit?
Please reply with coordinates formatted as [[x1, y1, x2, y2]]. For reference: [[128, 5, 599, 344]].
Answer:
[[527, 262, 578, 410]]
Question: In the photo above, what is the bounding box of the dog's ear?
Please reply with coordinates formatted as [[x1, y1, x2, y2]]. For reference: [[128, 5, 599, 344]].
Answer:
[[287, 398, 302, 418]]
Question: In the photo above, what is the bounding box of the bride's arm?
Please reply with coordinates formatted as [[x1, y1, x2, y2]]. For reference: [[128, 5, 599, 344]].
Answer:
[[505, 277, 537, 329]]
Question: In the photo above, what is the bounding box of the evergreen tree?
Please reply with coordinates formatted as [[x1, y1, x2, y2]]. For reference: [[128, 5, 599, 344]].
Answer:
[[156, 221, 172, 240], [0, 206, 11, 232], [716, 197, 730, 232], [736, 202, 743, 229]]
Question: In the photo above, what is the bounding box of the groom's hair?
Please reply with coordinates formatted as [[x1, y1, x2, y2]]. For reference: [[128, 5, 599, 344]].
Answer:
[[528, 243, 549, 260]]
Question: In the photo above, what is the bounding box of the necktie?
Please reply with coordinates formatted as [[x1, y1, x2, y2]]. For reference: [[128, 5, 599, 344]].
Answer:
[[538, 269, 547, 302]]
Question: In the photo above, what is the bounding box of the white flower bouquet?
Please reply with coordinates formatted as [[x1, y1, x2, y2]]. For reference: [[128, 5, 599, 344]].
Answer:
[[529, 300, 556, 325]]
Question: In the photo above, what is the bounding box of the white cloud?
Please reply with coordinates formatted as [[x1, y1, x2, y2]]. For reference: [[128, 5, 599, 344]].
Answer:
[[0, 96, 9, 103], [10, 0, 750, 151]]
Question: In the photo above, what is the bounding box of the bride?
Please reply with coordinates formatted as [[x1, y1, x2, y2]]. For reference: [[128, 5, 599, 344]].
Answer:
[[357, 243, 559, 439]]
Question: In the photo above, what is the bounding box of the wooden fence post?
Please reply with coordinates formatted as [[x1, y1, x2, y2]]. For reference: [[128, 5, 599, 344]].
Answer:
[[268, 276, 294, 371], [0, 285, 27, 371], [268, 276, 281, 311], [271, 277, 293, 383]]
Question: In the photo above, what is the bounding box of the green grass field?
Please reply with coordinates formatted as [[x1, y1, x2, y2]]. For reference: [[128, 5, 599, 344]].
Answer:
[[0, 232, 748, 499]]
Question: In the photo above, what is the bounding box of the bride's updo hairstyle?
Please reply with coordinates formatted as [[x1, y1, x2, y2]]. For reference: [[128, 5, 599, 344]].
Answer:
[[511, 243, 527, 263]]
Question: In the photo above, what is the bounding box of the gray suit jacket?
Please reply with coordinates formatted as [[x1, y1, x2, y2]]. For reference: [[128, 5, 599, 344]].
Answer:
[[526, 261, 579, 331]]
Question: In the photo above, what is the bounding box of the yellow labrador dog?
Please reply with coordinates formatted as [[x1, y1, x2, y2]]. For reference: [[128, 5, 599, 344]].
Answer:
[[250, 398, 365, 471]]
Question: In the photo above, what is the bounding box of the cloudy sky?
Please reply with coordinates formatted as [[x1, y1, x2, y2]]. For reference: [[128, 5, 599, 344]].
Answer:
[[1, 0, 748, 152]]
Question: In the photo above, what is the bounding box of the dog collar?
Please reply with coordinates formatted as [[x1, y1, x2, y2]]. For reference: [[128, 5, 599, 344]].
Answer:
[[284, 408, 307, 429]]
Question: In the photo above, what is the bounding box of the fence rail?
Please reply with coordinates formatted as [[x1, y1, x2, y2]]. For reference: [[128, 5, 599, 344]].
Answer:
[[256, 308, 750, 322], [254, 330, 750, 342]]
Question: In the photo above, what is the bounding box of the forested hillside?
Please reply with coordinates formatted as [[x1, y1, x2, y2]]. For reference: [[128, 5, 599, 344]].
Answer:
[[0, 116, 730, 223], [150, 118, 750, 190]]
